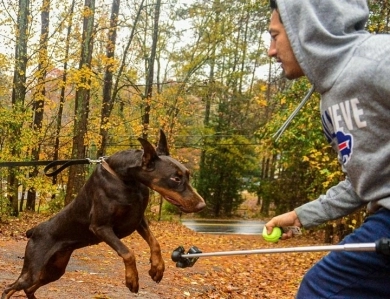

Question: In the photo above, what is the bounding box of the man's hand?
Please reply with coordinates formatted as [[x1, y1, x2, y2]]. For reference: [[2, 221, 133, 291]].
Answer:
[[265, 211, 302, 240]]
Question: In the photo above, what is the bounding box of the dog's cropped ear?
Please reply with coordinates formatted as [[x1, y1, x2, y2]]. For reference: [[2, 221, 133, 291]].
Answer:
[[138, 137, 159, 170], [156, 129, 170, 156]]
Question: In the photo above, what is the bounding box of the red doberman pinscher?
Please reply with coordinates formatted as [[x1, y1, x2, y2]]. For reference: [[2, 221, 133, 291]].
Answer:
[[2, 130, 205, 299]]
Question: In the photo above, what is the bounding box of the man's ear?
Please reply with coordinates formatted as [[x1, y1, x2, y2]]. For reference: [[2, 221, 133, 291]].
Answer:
[[138, 137, 159, 170], [156, 129, 170, 156]]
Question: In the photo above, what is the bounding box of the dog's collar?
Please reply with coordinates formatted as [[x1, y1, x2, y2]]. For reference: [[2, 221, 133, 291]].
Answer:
[[101, 159, 121, 181]]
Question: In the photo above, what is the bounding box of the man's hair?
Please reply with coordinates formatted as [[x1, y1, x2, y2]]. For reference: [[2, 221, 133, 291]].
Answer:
[[270, 0, 278, 10]]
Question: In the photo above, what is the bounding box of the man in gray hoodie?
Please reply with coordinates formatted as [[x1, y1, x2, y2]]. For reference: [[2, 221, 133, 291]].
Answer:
[[265, 0, 390, 298]]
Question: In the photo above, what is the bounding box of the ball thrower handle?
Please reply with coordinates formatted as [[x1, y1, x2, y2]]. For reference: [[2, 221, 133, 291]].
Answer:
[[171, 238, 390, 268]]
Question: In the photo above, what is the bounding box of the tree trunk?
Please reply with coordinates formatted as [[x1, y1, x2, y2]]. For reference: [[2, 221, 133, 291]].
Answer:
[[142, 0, 161, 139], [197, 0, 220, 206], [98, 0, 144, 156], [98, 0, 120, 157], [8, 0, 30, 216], [52, 0, 75, 190], [158, 194, 163, 221], [65, 0, 95, 205], [324, 223, 334, 243], [27, 0, 50, 211], [7, 172, 18, 216]]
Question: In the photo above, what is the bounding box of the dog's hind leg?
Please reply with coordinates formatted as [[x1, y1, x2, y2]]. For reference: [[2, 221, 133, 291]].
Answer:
[[1, 289, 17, 299], [90, 225, 139, 293], [2, 272, 37, 299], [3, 249, 73, 299], [2, 264, 37, 299], [28, 248, 73, 293], [136, 217, 165, 283]]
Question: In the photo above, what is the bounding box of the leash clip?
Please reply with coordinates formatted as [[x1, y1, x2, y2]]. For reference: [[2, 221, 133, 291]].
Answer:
[[87, 157, 105, 164]]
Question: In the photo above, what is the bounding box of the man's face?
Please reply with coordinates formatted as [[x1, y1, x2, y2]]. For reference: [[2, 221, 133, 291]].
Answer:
[[268, 10, 304, 79]]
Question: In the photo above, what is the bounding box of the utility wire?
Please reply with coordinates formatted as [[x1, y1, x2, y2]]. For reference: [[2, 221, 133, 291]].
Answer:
[[272, 86, 315, 142]]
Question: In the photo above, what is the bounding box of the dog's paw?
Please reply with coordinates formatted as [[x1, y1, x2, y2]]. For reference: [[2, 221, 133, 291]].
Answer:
[[149, 261, 165, 283], [125, 271, 139, 293], [149, 268, 164, 283], [125, 279, 139, 293]]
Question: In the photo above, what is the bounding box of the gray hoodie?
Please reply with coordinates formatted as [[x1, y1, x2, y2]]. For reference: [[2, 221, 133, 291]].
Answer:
[[275, 0, 390, 227]]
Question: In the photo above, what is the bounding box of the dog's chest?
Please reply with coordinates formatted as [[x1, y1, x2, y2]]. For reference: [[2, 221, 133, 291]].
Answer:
[[109, 193, 148, 235], [112, 209, 144, 238]]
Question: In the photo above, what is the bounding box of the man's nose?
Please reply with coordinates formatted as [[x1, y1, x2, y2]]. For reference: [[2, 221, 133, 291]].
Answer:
[[268, 40, 276, 58]]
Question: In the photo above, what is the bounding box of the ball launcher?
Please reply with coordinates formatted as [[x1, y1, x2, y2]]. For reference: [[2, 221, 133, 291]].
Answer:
[[171, 226, 390, 268]]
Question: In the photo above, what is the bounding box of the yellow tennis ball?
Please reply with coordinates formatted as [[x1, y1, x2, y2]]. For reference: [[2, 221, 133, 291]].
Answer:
[[262, 226, 282, 243]]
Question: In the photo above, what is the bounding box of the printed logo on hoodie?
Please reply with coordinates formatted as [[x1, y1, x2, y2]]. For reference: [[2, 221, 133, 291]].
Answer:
[[321, 98, 367, 165], [336, 131, 353, 164]]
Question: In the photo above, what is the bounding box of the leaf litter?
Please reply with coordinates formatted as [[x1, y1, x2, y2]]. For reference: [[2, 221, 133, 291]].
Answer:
[[0, 213, 327, 298]]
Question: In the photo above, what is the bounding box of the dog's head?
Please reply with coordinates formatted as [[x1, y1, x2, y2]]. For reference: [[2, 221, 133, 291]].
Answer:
[[137, 130, 206, 213]]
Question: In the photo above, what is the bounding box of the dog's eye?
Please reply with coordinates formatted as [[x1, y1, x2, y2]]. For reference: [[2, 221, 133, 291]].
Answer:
[[170, 176, 181, 183]]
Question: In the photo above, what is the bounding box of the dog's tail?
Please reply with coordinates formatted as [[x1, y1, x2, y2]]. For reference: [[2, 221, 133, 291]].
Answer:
[[26, 227, 35, 238]]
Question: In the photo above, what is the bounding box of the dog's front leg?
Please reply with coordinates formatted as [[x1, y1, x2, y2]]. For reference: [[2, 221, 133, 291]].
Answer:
[[90, 225, 139, 293], [136, 217, 165, 283]]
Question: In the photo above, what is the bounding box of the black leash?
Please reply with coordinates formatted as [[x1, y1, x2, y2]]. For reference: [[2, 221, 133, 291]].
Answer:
[[0, 158, 104, 177], [44, 159, 103, 177]]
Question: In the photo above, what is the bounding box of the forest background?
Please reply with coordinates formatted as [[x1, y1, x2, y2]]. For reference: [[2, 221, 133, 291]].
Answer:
[[0, 0, 388, 241]]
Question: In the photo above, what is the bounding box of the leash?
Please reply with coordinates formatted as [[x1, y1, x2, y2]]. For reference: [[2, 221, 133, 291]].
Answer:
[[171, 238, 390, 268], [0, 158, 105, 177], [44, 158, 104, 177]]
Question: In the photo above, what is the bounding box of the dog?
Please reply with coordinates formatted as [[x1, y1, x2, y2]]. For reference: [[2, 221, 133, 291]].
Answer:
[[2, 130, 205, 299]]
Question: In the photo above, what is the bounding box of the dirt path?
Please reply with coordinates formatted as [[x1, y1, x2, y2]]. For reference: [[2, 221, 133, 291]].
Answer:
[[0, 237, 211, 299], [0, 217, 326, 299]]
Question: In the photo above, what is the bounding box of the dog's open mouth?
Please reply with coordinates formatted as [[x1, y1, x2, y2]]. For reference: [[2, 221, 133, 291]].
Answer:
[[164, 196, 180, 206], [164, 196, 186, 211]]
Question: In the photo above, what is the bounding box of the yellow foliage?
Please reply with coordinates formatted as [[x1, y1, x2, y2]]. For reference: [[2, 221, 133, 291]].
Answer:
[[255, 97, 267, 107], [259, 84, 267, 92]]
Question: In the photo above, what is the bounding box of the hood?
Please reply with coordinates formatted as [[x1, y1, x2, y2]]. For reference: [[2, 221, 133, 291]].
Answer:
[[275, 0, 370, 93]]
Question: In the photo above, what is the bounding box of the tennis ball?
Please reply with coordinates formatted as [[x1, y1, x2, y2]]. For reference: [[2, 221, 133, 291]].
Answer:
[[262, 226, 282, 243]]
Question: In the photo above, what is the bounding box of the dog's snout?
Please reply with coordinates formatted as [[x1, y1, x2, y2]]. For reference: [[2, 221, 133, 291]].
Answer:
[[195, 201, 206, 211]]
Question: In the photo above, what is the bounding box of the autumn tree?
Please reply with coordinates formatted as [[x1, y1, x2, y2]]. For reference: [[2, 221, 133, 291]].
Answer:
[[26, 0, 51, 211], [367, 0, 390, 33], [141, 0, 161, 139], [98, 0, 121, 157], [52, 0, 76, 189], [6, 0, 30, 216], [65, 0, 96, 205], [173, 0, 270, 216]]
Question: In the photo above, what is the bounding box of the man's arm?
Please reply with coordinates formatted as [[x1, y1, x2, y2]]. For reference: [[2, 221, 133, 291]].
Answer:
[[295, 177, 365, 228]]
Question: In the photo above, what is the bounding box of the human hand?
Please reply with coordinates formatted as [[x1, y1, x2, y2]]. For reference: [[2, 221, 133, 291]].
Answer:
[[265, 211, 302, 240]]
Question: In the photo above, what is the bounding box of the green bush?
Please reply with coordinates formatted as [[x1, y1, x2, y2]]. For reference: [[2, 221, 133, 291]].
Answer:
[[162, 201, 181, 215], [47, 191, 65, 213]]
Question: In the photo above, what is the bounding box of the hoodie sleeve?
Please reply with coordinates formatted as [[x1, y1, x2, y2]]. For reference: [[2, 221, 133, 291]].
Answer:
[[294, 177, 365, 228]]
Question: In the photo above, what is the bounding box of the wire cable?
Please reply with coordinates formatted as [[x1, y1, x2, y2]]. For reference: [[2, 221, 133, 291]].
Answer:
[[273, 86, 315, 142]]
